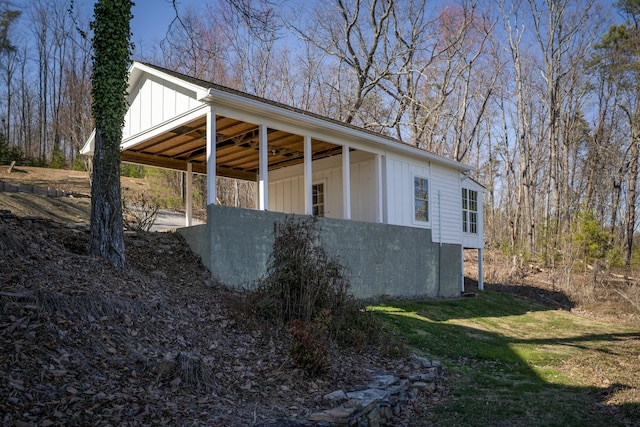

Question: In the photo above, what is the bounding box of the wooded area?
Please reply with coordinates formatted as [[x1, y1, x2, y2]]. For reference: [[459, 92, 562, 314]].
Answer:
[[1, 0, 639, 274]]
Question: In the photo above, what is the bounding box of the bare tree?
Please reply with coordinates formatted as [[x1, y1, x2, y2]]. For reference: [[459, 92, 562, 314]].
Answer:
[[499, 0, 540, 252], [294, 0, 394, 125], [0, 0, 20, 157], [161, 4, 231, 83], [527, 0, 601, 256]]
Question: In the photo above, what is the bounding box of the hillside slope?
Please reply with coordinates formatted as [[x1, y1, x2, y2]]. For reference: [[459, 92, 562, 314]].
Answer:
[[0, 166, 153, 222], [0, 212, 441, 426]]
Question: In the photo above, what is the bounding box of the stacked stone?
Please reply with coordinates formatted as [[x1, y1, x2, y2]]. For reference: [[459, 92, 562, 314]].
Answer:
[[306, 355, 444, 427]]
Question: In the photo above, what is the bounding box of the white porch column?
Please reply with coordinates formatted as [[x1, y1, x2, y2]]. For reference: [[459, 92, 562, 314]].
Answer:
[[478, 248, 484, 291], [342, 145, 351, 219], [206, 107, 217, 205], [258, 124, 269, 210], [304, 135, 313, 215], [375, 154, 383, 223], [185, 162, 193, 226]]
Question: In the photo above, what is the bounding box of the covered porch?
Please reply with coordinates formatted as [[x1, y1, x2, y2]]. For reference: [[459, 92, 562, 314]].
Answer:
[[117, 103, 385, 227]]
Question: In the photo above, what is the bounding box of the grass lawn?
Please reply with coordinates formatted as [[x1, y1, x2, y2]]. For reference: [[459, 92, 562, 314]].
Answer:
[[371, 291, 640, 426]]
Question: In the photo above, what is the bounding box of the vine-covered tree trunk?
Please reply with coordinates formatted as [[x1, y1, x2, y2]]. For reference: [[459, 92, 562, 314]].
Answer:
[[88, 0, 133, 270]]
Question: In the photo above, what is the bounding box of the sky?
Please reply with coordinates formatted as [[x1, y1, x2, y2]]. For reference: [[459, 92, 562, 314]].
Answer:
[[78, 0, 199, 45], [129, 0, 195, 43]]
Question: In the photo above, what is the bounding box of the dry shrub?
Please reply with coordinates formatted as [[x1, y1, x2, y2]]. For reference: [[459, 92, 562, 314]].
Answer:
[[122, 192, 160, 231], [157, 352, 216, 393], [288, 320, 330, 376], [245, 216, 401, 376]]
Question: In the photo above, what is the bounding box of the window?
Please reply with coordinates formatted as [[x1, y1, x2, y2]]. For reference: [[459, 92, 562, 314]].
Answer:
[[414, 177, 429, 222], [312, 183, 325, 216], [462, 188, 478, 234]]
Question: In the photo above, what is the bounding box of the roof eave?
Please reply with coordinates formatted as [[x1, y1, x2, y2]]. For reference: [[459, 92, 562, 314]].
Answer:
[[198, 87, 471, 172]]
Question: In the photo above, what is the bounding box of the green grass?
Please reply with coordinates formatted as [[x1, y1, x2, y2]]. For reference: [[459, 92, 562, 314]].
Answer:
[[371, 291, 640, 426]]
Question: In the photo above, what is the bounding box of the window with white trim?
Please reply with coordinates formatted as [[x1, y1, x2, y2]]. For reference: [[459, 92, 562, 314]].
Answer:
[[312, 183, 325, 216], [462, 188, 478, 234], [414, 177, 429, 222]]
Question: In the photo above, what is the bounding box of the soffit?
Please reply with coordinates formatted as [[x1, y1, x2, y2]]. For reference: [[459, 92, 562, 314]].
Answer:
[[120, 114, 342, 181]]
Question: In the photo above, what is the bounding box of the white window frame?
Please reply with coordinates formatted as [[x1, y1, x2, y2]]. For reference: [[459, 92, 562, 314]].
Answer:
[[462, 188, 478, 234], [312, 180, 326, 217], [412, 175, 430, 225]]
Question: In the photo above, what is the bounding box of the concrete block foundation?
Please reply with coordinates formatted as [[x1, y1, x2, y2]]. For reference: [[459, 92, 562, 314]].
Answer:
[[178, 204, 461, 299]]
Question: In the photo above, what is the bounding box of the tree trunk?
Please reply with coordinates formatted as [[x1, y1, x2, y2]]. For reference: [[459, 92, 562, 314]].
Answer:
[[624, 137, 638, 266], [89, 130, 126, 269], [88, 0, 133, 270]]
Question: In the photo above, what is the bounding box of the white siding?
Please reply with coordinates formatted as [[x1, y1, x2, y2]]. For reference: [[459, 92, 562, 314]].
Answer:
[[268, 150, 377, 222], [385, 154, 464, 244], [385, 155, 430, 228], [123, 74, 199, 139], [431, 164, 462, 244], [350, 158, 377, 223]]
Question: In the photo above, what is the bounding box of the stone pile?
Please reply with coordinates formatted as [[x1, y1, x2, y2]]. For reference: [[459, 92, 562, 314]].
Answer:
[[255, 354, 444, 427]]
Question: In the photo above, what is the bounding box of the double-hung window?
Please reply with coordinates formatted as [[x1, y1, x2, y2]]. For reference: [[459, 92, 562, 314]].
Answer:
[[414, 177, 429, 223], [312, 183, 325, 217], [462, 188, 478, 234]]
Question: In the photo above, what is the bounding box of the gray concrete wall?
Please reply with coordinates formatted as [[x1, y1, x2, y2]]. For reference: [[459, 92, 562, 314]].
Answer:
[[176, 224, 209, 264], [180, 204, 462, 299]]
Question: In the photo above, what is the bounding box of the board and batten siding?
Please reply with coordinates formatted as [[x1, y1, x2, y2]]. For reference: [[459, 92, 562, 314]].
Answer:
[[385, 155, 463, 245], [123, 74, 200, 139], [268, 150, 377, 223], [431, 164, 463, 245]]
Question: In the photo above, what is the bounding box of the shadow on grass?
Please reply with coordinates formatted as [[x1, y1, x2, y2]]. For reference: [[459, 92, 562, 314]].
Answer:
[[393, 286, 570, 322], [373, 293, 640, 426], [465, 276, 575, 311]]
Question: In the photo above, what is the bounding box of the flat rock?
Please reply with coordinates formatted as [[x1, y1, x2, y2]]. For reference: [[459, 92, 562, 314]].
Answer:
[[323, 389, 348, 402], [368, 374, 398, 389], [308, 406, 359, 423], [411, 381, 436, 393]]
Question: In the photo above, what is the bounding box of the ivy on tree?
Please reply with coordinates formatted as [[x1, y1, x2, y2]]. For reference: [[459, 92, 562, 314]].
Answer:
[[88, 0, 134, 270]]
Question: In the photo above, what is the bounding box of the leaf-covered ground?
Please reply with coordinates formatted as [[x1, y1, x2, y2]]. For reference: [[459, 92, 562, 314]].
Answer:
[[0, 214, 444, 426]]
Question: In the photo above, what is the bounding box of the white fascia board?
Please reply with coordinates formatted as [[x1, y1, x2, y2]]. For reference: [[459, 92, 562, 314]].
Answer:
[[80, 129, 96, 155], [462, 175, 486, 190], [200, 87, 471, 172], [120, 104, 209, 151], [129, 62, 207, 99]]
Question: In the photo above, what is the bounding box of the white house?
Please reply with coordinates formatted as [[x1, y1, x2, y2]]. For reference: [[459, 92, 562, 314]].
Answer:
[[82, 61, 485, 298]]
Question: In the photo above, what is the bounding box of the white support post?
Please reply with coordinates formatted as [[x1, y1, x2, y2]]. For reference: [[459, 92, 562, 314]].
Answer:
[[478, 248, 484, 291], [375, 154, 384, 223], [304, 135, 313, 215], [258, 124, 269, 210], [461, 246, 465, 293], [206, 107, 217, 205], [185, 162, 193, 227], [342, 145, 351, 220]]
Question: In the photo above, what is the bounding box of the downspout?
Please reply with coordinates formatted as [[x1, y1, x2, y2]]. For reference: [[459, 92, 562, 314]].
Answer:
[[438, 190, 442, 296], [478, 248, 484, 291]]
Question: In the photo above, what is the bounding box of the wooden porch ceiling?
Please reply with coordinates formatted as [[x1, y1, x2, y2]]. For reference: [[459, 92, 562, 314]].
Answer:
[[120, 115, 343, 181]]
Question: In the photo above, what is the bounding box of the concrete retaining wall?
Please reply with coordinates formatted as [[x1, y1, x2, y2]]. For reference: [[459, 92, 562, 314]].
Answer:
[[178, 204, 461, 299]]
